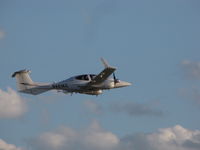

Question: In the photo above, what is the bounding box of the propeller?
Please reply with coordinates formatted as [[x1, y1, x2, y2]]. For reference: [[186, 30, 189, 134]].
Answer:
[[113, 72, 119, 84]]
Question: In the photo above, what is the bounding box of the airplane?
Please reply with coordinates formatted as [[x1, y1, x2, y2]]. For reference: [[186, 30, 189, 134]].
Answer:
[[12, 58, 131, 96]]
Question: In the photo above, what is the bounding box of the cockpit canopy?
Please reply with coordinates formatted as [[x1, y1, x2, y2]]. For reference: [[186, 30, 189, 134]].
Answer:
[[75, 74, 97, 81]]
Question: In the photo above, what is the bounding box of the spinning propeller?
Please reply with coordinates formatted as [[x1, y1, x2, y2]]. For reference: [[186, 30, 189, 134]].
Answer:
[[100, 58, 120, 84], [113, 72, 120, 84]]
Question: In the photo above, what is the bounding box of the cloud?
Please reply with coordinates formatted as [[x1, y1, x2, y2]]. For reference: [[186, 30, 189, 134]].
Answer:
[[0, 139, 22, 150], [27, 120, 119, 150], [179, 87, 200, 106], [181, 60, 200, 80], [180, 60, 200, 106], [84, 100, 102, 114], [110, 101, 164, 117], [0, 88, 27, 119], [0, 29, 6, 39], [27, 124, 200, 150], [83, 100, 163, 117], [29, 126, 77, 150], [120, 125, 200, 150]]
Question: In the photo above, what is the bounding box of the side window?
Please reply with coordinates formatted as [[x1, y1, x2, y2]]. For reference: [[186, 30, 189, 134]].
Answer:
[[76, 75, 89, 81], [84, 75, 89, 81], [90, 75, 96, 80], [76, 75, 83, 80]]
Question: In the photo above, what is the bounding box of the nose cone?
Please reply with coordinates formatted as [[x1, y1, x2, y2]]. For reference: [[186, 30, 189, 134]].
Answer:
[[114, 80, 132, 88]]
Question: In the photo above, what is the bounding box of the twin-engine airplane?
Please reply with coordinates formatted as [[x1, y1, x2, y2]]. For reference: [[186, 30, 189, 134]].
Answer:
[[12, 58, 131, 95]]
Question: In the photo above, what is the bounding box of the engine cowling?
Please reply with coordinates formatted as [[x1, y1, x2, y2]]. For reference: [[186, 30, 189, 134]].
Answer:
[[83, 90, 103, 95]]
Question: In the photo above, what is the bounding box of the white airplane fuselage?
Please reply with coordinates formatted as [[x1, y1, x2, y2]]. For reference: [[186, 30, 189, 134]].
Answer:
[[52, 74, 131, 95]]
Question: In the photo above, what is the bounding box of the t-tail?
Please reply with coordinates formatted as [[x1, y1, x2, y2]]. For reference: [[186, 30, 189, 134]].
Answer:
[[12, 69, 52, 95]]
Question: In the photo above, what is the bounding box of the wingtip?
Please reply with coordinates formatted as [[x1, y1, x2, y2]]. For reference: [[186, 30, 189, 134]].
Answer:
[[100, 58, 117, 71], [100, 57, 109, 68]]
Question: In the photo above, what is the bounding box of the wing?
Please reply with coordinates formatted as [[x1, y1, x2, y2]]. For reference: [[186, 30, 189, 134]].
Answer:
[[88, 66, 116, 85]]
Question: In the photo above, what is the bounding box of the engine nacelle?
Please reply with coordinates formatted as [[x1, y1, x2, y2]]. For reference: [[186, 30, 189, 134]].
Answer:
[[83, 90, 103, 95]]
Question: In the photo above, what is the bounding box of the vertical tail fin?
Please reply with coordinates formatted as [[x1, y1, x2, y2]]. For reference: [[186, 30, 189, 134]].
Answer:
[[12, 69, 52, 95], [12, 69, 34, 91]]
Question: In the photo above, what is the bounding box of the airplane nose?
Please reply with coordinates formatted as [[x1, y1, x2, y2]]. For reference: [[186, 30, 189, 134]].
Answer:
[[114, 81, 132, 88], [122, 81, 132, 86]]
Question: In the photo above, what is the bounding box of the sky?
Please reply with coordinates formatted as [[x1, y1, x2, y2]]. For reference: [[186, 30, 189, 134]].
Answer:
[[0, 0, 200, 150]]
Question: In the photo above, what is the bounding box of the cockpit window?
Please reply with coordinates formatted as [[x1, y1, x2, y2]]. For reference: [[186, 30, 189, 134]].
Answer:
[[84, 75, 89, 80], [90, 74, 96, 80], [75, 75, 89, 81]]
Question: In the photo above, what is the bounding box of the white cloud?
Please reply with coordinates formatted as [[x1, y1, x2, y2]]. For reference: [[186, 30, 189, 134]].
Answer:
[[27, 124, 200, 150], [0, 88, 27, 118], [28, 120, 119, 150], [83, 120, 119, 150], [0, 139, 22, 150], [34, 126, 77, 150], [121, 125, 200, 150], [181, 60, 200, 80]]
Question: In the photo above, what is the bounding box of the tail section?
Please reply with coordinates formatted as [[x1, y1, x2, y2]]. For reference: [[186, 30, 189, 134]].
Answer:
[[12, 70, 34, 91], [12, 69, 52, 95]]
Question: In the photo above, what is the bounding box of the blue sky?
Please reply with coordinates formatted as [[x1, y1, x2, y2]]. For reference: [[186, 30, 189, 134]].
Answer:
[[0, 0, 200, 150]]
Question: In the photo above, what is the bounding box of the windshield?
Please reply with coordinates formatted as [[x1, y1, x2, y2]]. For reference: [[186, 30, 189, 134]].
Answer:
[[90, 74, 96, 80], [75, 75, 89, 81]]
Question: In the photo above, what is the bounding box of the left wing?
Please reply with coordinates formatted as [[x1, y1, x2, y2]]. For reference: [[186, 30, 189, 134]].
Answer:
[[89, 67, 116, 85], [88, 58, 116, 85]]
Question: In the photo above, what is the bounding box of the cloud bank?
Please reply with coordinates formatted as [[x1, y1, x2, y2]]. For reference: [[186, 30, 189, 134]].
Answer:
[[0, 139, 22, 150], [27, 120, 119, 150], [120, 125, 200, 150], [0, 88, 27, 118], [27, 123, 200, 150]]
